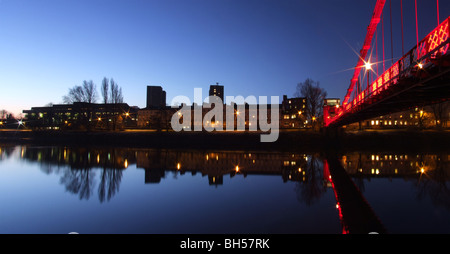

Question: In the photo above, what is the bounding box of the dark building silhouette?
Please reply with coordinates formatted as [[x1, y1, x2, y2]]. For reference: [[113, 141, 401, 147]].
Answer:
[[209, 83, 224, 103], [146, 86, 166, 108]]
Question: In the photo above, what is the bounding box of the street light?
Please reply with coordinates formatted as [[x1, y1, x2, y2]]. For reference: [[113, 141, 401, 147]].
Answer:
[[365, 61, 372, 71]]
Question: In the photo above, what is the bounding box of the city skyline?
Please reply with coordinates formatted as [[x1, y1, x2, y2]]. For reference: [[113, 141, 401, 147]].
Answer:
[[1, 0, 448, 116]]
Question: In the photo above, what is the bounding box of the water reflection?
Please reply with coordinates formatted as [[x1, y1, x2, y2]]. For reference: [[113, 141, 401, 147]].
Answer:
[[5, 145, 324, 203], [341, 152, 450, 211], [1, 145, 449, 233], [10, 146, 134, 202], [2, 145, 449, 207]]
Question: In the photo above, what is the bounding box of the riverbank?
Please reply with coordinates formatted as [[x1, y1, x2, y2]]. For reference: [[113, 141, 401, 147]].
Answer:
[[0, 129, 449, 153]]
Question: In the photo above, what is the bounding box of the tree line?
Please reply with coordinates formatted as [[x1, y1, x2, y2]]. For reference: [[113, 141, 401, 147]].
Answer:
[[63, 77, 123, 105]]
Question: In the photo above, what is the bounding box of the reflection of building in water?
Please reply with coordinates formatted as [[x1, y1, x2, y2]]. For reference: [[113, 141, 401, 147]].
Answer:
[[135, 149, 309, 185], [13, 145, 310, 186], [341, 152, 450, 179], [19, 146, 136, 170]]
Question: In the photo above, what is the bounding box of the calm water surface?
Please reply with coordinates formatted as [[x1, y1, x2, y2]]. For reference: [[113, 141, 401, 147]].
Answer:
[[0, 145, 448, 234]]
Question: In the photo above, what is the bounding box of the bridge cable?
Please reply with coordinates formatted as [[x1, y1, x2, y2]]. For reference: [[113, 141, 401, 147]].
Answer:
[[415, 0, 419, 57], [382, 11, 386, 72], [401, 0, 405, 56], [389, 0, 394, 65], [376, 27, 379, 76], [437, 0, 440, 25]]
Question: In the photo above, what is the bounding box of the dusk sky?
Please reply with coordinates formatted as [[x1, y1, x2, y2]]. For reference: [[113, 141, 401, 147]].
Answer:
[[0, 0, 448, 116]]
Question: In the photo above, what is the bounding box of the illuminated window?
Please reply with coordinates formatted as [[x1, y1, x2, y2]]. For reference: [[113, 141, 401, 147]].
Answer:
[[371, 120, 375, 125], [291, 115, 296, 119], [284, 115, 289, 119], [283, 161, 290, 166], [375, 120, 379, 125]]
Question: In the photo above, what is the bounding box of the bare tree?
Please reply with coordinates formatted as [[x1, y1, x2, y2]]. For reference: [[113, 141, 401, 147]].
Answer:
[[0, 109, 8, 120], [294, 78, 327, 129], [63, 80, 98, 104], [82, 80, 97, 103], [430, 101, 449, 128], [110, 79, 123, 104], [101, 77, 109, 104]]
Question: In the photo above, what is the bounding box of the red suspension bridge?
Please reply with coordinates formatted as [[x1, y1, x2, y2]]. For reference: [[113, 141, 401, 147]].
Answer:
[[324, 0, 450, 128]]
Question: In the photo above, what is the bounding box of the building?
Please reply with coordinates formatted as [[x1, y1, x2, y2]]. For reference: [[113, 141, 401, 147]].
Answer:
[[138, 86, 312, 130], [323, 98, 341, 127], [324, 98, 341, 107], [137, 106, 177, 129], [281, 95, 307, 129], [344, 104, 449, 130], [209, 83, 224, 103], [23, 102, 138, 130], [146, 86, 166, 108]]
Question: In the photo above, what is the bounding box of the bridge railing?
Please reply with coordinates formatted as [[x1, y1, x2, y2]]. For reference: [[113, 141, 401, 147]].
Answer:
[[327, 16, 450, 127]]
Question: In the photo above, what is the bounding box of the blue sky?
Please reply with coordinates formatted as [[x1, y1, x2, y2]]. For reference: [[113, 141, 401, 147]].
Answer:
[[0, 0, 448, 116]]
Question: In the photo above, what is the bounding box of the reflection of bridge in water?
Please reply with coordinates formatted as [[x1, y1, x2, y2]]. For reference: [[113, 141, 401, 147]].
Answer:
[[1, 145, 449, 234], [325, 152, 450, 234]]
